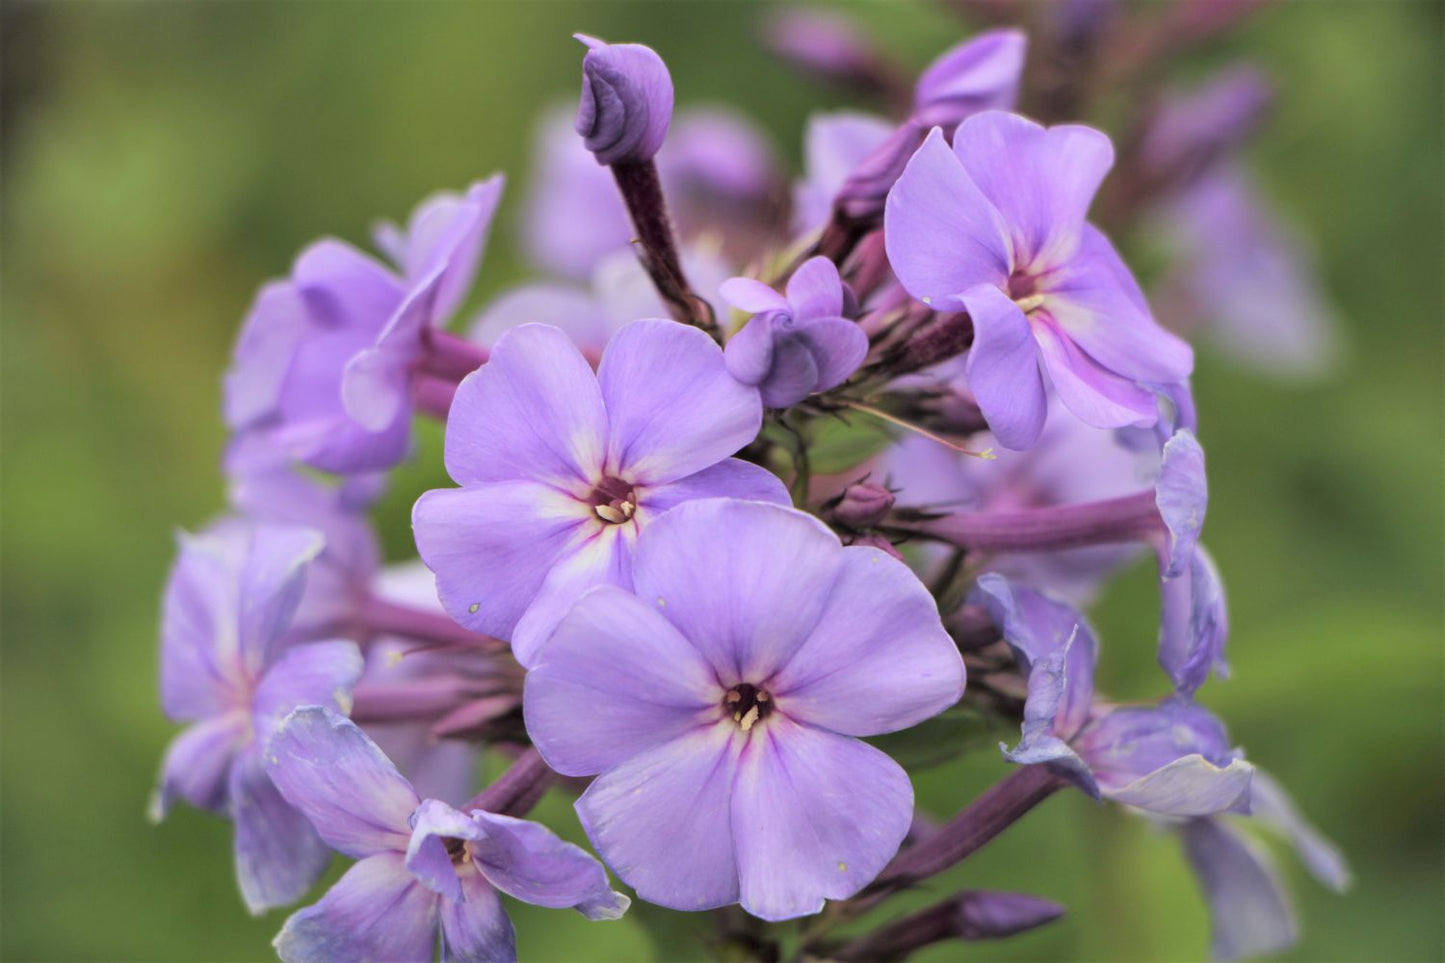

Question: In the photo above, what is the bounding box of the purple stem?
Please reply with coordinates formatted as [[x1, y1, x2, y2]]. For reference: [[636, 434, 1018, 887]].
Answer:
[[357, 596, 506, 653], [350, 677, 484, 724], [466, 748, 557, 818], [422, 329, 488, 381], [886, 490, 1162, 554], [610, 159, 717, 336], [414, 374, 458, 422], [832, 889, 1066, 961]]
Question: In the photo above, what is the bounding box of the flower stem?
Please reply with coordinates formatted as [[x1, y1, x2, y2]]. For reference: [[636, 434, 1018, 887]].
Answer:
[[414, 374, 457, 421], [610, 159, 718, 337], [467, 748, 556, 818], [356, 596, 506, 653], [885, 490, 1161, 553]]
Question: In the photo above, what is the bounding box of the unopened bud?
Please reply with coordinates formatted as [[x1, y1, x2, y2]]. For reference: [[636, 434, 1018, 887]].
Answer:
[[575, 35, 674, 166], [830, 482, 896, 529]]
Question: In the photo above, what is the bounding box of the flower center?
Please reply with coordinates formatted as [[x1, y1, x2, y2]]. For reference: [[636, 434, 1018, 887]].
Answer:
[[444, 836, 469, 865], [1007, 269, 1052, 316], [589, 475, 637, 525], [723, 683, 773, 732]]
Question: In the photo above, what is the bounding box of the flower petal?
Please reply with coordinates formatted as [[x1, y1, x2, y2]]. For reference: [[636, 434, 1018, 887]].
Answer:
[[1158, 545, 1229, 695], [1032, 316, 1158, 429], [758, 333, 822, 408], [720, 277, 789, 315], [772, 545, 963, 737], [151, 714, 246, 819], [274, 853, 438, 963], [472, 810, 629, 919], [230, 749, 331, 915], [962, 284, 1047, 450], [576, 725, 744, 912], [1181, 818, 1298, 962], [731, 718, 913, 921], [631, 499, 843, 684], [412, 482, 590, 642], [884, 126, 1011, 304], [599, 320, 763, 485], [784, 257, 844, 320], [1103, 754, 1254, 817], [1156, 430, 1208, 579], [951, 111, 1113, 268], [639, 459, 790, 515], [509, 524, 634, 668], [252, 640, 364, 746], [265, 707, 418, 859], [406, 799, 481, 902], [440, 868, 516, 963], [443, 323, 607, 487], [794, 317, 869, 393], [723, 312, 778, 387], [471, 284, 615, 354], [525, 585, 720, 777], [1247, 769, 1352, 892]]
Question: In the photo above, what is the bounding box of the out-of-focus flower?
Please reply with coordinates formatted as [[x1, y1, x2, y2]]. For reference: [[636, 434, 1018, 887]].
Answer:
[[524, 499, 965, 920], [792, 112, 894, 235], [721, 256, 868, 407], [886, 115, 1193, 449], [414, 321, 787, 665], [225, 178, 501, 474], [575, 35, 674, 167], [267, 708, 627, 963], [153, 524, 363, 913]]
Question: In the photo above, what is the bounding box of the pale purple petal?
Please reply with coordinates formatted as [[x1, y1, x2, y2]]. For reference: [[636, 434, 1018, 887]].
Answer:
[[406, 799, 481, 902], [412, 482, 590, 642], [1247, 770, 1352, 892], [440, 869, 516, 963], [1156, 429, 1208, 578], [884, 127, 1011, 304], [772, 546, 963, 737], [251, 640, 364, 746], [630, 499, 842, 684], [757, 334, 821, 409], [230, 750, 331, 915], [403, 176, 504, 321], [443, 324, 607, 487], [576, 725, 744, 912], [951, 111, 1113, 268], [638, 459, 790, 514], [962, 284, 1048, 450], [265, 707, 418, 859], [1033, 318, 1158, 429], [913, 29, 1027, 122], [784, 257, 845, 320], [521, 109, 632, 279], [291, 239, 404, 334], [524, 585, 720, 777], [274, 853, 438, 963], [339, 287, 437, 432], [723, 312, 779, 387], [1044, 226, 1194, 385], [152, 714, 246, 818], [731, 718, 913, 921], [1158, 545, 1229, 694], [470, 284, 615, 354], [509, 527, 635, 668], [1104, 754, 1254, 817], [793, 111, 893, 234], [235, 525, 328, 663], [224, 281, 308, 429], [472, 810, 629, 918], [1181, 818, 1298, 962], [720, 278, 789, 315], [598, 320, 763, 485], [793, 317, 869, 392]]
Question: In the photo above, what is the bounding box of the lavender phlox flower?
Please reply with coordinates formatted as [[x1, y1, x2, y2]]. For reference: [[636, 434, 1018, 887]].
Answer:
[[885, 114, 1194, 449], [153, 523, 363, 913], [763, 7, 900, 93], [974, 574, 1253, 817], [575, 35, 674, 167], [227, 466, 381, 639], [266, 708, 627, 963], [1156, 167, 1341, 378], [414, 320, 787, 667], [828, 30, 1026, 225], [721, 256, 868, 407], [225, 178, 502, 475], [524, 499, 965, 920]]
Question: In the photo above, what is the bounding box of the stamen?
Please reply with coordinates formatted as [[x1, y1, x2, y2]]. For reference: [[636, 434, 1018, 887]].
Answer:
[[723, 683, 774, 731], [588, 475, 638, 525]]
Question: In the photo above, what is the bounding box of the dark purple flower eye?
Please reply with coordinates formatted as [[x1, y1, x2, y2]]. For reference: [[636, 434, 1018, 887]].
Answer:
[[574, 34, 674, 167]]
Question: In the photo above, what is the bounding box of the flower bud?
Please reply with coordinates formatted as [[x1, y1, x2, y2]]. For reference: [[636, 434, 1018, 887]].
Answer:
[[830, 482, 896, 530], [574, 34, 674, 166]]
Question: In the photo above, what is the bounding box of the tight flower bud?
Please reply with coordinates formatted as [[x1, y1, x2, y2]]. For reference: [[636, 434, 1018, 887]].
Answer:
[[575, 35, 674, 166], [829, 482, 896, 530]]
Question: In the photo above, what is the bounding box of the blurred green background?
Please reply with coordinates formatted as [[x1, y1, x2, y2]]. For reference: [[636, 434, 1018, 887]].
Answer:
[[2, 2, 1440, 961]]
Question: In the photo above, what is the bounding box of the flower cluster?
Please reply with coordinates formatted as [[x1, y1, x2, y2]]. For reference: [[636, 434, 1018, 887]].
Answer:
[[155, 8, 1347, 962]]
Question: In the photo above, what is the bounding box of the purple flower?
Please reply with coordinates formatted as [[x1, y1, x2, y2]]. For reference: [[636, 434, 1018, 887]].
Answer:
[[792, 111, 894, 235], [524, 499, 965, 920], [413, 320, 788, 666], [575, 35, 673, 167], [885, 114, 1194, 449], [975, 574, 1252, 816], [1137, 67, 1273, 197], [226, 178, 502, 474], [720, 257, 869, 407], [266, 708, 627, 963], [153, 523, 363, 913]]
